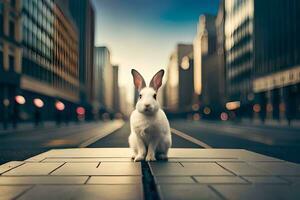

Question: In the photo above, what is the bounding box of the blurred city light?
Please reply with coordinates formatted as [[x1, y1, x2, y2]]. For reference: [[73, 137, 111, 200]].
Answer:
[[266, 103, 273, 113], [253, 104, 261, 113], [55, 101, 65, 111], [279, 103, 286, 112], [15, 95, 26, 105], [76, 107, 85, 115], [181, 56, 190, 70], [226, 101, 240, 110], [3, 99, 10, 107], [33, 98, 44, 108], [192, 104, 200, 111], [193, 113, 200, 121], [220, 112, 228, 121], [203, 107, 211, 115]]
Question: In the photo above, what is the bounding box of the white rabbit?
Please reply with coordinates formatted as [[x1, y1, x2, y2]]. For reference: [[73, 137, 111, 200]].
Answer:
[[129, 69, 172, 162]]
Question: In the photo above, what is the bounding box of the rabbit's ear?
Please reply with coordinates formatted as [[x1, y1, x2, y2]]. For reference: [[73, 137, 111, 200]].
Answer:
[[131, 69, 146, 91], [150, 69, 164, 91]]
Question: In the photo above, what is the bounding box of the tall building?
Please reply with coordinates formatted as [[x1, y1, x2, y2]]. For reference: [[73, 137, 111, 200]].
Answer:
[[215, 0, 226, 108], [94, 46, 113, 112], [112, 65, 120, 113], [165, 44, 194, 112], [0, 0, 80, 125], [69, 0, 95, 109], [225, 0, 300, 122], [92, 46, 104, 117], [225, 0, 254, 117], [193, 14, 225, 117], [193, 15, 216, 96], [0, 0, 22, 127]]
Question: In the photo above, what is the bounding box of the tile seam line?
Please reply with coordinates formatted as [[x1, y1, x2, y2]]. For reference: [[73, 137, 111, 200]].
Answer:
[[215, 162, 237, 176], [48, 162, 66, 175], [0, 162, 26, 175], [208, 185, 227, 200], [170, 127, 212, 148], [11, 185, 35, 200]]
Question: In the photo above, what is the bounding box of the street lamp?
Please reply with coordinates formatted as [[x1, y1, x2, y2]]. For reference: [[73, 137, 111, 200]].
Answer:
[[55, 101, 65, 111], [55, 101, 65, 126], [33, 98, 44, 127], [76, 106, 85, 121], [15, 95, 26, 105], [76, 107, 85, 115], [33, 98, 44, 108]]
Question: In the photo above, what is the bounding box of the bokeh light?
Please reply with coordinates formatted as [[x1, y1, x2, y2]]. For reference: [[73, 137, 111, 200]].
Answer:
[[33, 98, 44, 108], [15, 95, 26, 105], [55, 101, 65, 111]]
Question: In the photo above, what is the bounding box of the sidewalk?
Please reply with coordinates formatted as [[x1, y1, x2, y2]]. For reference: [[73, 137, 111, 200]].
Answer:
[[0, 148, 300, 200]]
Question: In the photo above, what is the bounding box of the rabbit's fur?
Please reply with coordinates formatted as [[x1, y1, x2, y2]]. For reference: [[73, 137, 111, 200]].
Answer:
[[129, 69, 172, 162]]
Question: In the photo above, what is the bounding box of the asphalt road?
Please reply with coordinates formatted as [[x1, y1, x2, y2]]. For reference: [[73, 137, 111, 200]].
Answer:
[[89, 120, 300, 163], [88, 122, 199, 148], [0, 122, 118, 164], [1, 119, 299, 165]]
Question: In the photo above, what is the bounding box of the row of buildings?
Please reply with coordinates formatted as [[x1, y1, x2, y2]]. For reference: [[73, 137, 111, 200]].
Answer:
[[163, 0, 300, 123], [0, 0, 121, 127]]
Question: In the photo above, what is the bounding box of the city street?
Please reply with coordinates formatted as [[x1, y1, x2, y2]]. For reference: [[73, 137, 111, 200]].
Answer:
[[1, 119, 299, 165], [0, 121, 123, 164], [90, 120, 300, 163]]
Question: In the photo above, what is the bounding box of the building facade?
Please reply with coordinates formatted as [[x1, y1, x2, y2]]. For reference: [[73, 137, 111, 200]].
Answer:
[[225, 0, 300, 122], [69, 0, 95, 110], [93, 46, 113, 112], [165, 44, 194, 113], [0, 0, 82, 126], [225, 0, 254, 118], [252, 0, 300, 122], [112, 65, 120, 113], [0, 0, 22, 127], [193, 13, 225, 118]]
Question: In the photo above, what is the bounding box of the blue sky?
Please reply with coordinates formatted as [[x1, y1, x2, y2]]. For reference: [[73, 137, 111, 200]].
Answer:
[[91, 0, 219, 95]]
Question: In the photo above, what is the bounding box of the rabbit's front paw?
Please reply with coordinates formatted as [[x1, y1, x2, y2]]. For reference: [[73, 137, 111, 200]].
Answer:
[[145, 153, 156, 162], [134, 155, 145, 162]]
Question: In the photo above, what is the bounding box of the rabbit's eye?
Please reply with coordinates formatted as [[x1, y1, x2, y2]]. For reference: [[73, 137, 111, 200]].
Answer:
[[153, 94, 157, 100], [139, 94, 142, 99]]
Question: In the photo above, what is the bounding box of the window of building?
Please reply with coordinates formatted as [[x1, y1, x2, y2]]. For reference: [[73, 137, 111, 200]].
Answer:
[[9, 21, 14, 39], [0, 51, 3, 71], [9, 55, 14, 72]]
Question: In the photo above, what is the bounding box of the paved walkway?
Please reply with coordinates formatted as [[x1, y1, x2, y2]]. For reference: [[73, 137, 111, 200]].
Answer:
[[0, 148, 300, 200]]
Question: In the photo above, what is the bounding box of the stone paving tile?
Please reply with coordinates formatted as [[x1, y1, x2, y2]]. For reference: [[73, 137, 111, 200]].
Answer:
[[218, 162, 270, 175], [150, 162, 233, 176], [3, 163, 64, 176], [42, 157, 132, 162], [52, 162, 141, 176], [1, 148, 299, 200], [193, 176, 247, 184], [248, 162, 300, 175], [87, 176, 141, 184], [213, 184, 300, 200], [16, 185, 143, 200], [0, 161, 24, 174], [0, 185, 31, 200], [168, 158, 238, 162], [167, 149, 240, 159], [243, 176, 289, 184], [158, 184, 221, 200], [155, 176, 195, 184], [26, 148, 133, 162], [0, 176, 88, 185], [167, 149, 282, 162]]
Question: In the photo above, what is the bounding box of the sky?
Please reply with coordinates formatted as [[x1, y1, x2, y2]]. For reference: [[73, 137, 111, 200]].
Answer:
[[91, 0, 219, 100]]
